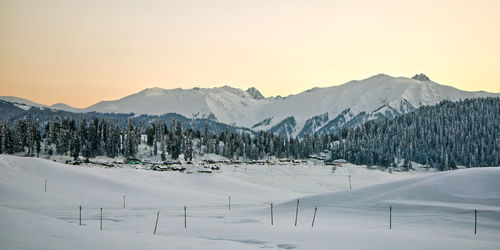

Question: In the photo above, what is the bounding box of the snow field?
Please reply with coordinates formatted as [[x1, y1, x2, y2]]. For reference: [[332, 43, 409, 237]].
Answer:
[[1, 155, 499, 249]]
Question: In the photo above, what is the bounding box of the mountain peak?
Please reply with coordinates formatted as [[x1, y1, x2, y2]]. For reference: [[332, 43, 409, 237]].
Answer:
[[412, 73, 430, 81], [139, 87, 167, 97], [246, 87, 265, 100]]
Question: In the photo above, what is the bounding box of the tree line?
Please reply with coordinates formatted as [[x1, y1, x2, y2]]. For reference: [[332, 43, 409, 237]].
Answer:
[[331, 97, 500, 170], [1, 97, 498, 170], [0, 116, 336, 162]]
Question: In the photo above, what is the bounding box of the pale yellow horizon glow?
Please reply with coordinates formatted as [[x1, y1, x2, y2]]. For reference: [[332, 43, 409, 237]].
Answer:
[[1, 0, 499, 108]]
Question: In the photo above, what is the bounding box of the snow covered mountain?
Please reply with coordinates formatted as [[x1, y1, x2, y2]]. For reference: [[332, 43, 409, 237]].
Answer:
[[84, 86, 264, 124], [0, 96, 49, 110], [0, 96, 79, 112], [82, 73, 500, 136], [3, 74, 499, 137]]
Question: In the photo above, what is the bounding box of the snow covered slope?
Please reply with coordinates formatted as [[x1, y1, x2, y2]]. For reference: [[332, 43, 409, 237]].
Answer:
[[4, 74, 500, 137], [0, 96, 49, 109], [288, 167, 500, 211], [0, 96, 80, 112], [1, 156, 499, 249], [84, 86, 268, 125], [50, 103, 82, 112]]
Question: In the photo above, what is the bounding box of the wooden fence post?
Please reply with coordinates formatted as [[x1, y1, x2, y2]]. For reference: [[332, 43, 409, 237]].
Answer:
[[79, 206, 82, 226], [389, 205, 392, 230], [311, 206, 317, 227], [100, 208, 103, 230], [295, 199, 299, 226], [123, 195, 126, 209], [475, 209, 477, 235], [184, 206, 187, 229], [271, 203, 274, 226], [154, 211, 160, 234]]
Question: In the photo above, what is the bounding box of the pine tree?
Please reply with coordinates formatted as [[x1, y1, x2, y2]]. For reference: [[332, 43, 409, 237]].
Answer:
[[71, 134, 80, 160], [34, 120, 41, 157], [184, 139, 193, 162], [88, 117, 100, 157], [1, 123, 11, 154]]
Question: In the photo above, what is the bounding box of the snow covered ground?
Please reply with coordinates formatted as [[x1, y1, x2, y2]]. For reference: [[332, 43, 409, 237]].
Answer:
[[0, 155, 499, 249]]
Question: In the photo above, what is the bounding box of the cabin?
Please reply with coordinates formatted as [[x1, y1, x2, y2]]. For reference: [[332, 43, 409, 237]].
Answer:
[[325, 159, 347, 165], [324, 160, 335, 165], [98, 162, 114, 167], [151, 165, 173, 171], [125, 158, 141, 165], [197, 169, 213, 174], [163, 160, 181, 165], [172, 166, 186, 172], [65, 160, 81, 165], [308, 154, 318, 160]]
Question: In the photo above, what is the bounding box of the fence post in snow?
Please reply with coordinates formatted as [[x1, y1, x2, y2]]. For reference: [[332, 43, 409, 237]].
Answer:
[[79, 206, 82, 226], [100, 208, 103, 230], [311, 206, 317, 227], [228, 196, 231, 211], [123, 195, 126, 209], [295, 199, 299, 226], [44, 179, 47, 192], [389, 205, 392, 230], [349, 175, 351, 190], [474, 209, 477, 235], [154, 211, 159, 235], [184, 206, 187, 229], [271, 203, 274, 226]]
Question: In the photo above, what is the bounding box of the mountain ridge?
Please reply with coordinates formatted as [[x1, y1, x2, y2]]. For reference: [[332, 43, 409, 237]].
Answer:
[[2, 73, 499, 137]]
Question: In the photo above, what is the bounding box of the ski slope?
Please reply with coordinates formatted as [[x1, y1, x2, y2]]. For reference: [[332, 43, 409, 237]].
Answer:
[[0, 155, 499, 250]]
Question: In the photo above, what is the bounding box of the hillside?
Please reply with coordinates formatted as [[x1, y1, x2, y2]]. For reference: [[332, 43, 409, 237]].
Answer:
[[331, 97, 500, 168]]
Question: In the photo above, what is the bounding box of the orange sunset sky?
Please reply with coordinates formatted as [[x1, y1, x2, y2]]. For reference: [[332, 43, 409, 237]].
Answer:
[[1, 0, 499, 108]]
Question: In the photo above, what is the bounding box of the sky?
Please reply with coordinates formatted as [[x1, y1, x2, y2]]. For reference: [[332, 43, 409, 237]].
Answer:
[[1, 0, 499, 108]]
